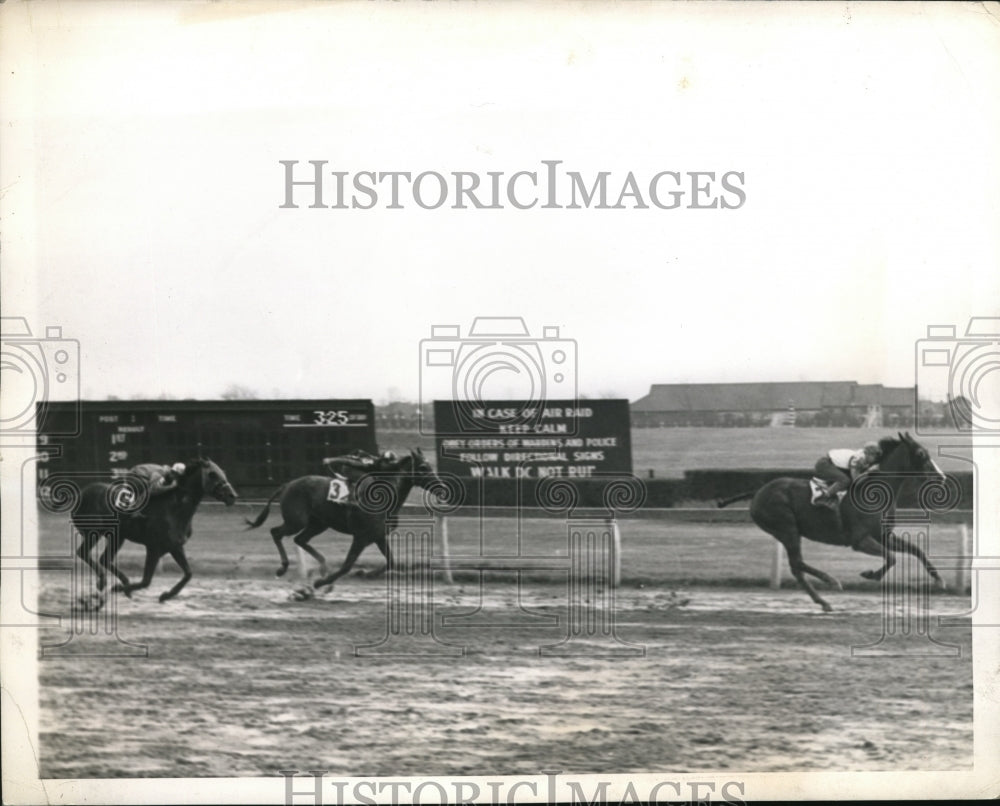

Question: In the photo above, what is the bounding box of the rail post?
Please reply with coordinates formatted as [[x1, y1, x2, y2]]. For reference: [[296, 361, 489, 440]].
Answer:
[[956, 523, 970, 594], [770, 542, 783, 589], [436, 513, 453, 585], [607, 516, 622, 588]]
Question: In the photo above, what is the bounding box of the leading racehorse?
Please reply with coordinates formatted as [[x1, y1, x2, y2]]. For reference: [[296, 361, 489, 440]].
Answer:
[[73, 458, 238, 604], [718, 432, 948, 612], [244, 447, 444, 588]]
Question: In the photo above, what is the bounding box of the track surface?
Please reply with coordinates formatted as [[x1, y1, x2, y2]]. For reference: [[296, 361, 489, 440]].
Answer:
[[37, 510, 973, 778]]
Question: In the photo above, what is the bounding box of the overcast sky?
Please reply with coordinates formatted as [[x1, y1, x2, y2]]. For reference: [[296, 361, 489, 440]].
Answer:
[[4, 1, 999, 407]]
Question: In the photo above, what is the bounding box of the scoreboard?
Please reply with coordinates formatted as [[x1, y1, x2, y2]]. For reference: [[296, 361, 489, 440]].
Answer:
[[36, 400, 376, 497]]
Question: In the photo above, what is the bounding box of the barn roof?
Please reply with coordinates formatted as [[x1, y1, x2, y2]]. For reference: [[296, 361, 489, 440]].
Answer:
[[631, 382, 914, 412], [877, 386, 915, 407]]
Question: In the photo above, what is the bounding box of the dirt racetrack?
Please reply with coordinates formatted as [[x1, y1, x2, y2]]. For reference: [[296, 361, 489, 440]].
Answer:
[[36, 507, 973, 779]]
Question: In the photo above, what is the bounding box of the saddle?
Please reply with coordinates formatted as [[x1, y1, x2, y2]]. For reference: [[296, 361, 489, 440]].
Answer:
[[810, 477, 845, 510], [323, 450, 381, 505]]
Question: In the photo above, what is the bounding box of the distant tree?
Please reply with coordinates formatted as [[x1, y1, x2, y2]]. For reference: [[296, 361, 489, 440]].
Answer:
[[221, 383, 258, 400], [948, 394, 974, 430]]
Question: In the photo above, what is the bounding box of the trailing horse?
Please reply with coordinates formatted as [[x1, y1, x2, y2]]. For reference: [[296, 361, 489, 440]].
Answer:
[[717, 432, 948, 612], [73, 458, 239, 604], [245, 447, 443, 588]]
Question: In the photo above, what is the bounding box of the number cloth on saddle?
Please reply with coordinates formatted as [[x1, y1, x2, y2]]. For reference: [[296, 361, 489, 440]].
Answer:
[[322, 450, 382, 504], [809, 477, 845, 507], [327, 476, 350, 504]]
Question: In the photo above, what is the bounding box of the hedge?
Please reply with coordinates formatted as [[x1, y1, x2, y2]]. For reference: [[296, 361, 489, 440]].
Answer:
[[437, 469, 973, 511]]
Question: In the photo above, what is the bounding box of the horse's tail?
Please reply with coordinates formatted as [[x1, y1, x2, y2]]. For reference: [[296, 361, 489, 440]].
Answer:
[[717, 490, 757, 508], [244, 485, 286, 529]]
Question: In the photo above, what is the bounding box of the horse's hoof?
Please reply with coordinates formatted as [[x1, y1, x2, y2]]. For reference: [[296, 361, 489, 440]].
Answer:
[[934, 577, 948, 591], [830, 577, 843, 591], [289, 585, 315, 601], [112, 583, 133, 599], [821, 602, 834, 613], [158, 593, 172, 603], [860, 570, 879, 581], [312, 577, 330, 589], [75, 593, 104, 612], [354, 568, 368, 578], [276, 566, 289, 578]]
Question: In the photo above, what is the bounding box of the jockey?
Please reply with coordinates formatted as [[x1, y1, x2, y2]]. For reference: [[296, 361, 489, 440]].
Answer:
[[813, 442, 881, 508], [321, 449, 400, 505], [322, 448, 399, 477], [117, 461, 186, 515], [130, 462, 186, 495]]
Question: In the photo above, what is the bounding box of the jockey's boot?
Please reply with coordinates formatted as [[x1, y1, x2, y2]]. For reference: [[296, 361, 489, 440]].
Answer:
[[822, 480, 846, 509]]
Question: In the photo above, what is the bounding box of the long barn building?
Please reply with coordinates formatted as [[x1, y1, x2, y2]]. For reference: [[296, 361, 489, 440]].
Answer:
[[630, 381, 914, 427]]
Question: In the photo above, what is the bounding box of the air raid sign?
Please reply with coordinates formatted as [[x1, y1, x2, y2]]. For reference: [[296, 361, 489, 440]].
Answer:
[[434, 399, 633, 480]]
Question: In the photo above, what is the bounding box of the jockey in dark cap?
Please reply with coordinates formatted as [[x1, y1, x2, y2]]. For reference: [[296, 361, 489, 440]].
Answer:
[[322, 448, 400, 503], [322, 448, 398, 479]]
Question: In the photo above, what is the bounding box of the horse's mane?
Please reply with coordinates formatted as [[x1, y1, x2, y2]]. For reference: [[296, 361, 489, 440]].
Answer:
[[179, 458, 213, 481], [380, 449, 426, 472], [877, 436, 903, 460]]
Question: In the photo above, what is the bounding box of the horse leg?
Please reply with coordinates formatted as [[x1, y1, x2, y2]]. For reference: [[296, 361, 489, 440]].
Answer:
[[159, 546, 192, 602], [853, 535, 895, 581], [800, 557, 842, 590], [97, 531, 130, 592], [362, 532, 393, 578], [885, 532, 947, 590], [75, 529, 106, 591], [271, 523, 294, 577], [116, 546, 163, 596], [313, 535, 367, 589], [781, 536, 836, 613], [292, 522, 330, 578]]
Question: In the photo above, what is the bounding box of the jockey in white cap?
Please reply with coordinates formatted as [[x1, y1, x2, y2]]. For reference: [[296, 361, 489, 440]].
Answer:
[[813, 441, 881, 509], [132, 461, 187, 495]]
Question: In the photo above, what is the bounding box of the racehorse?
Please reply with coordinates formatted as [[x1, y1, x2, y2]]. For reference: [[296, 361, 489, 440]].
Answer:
[[244, 447, 443, 588], [73, 458, 238, 603], [717, 432, 948, 612]]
